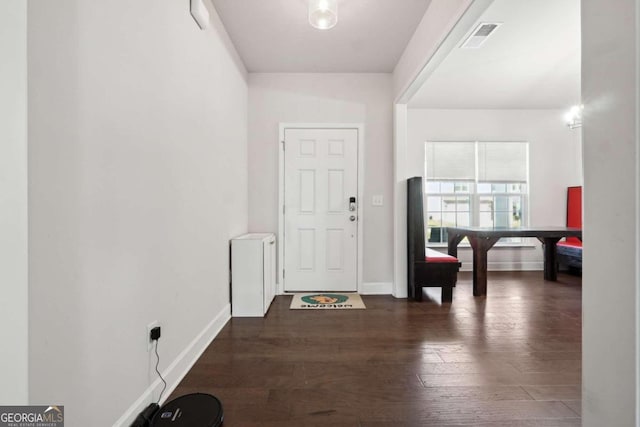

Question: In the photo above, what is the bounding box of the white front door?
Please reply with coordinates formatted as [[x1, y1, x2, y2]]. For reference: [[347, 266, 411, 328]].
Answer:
[[283, 128, 358, 292]]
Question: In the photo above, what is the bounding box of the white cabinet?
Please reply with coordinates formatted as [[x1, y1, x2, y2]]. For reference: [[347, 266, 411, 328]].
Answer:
[[231, 233, 276, 317]]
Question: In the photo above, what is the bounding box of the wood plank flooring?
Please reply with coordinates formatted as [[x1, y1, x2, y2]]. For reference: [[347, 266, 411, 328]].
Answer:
[[170, 271, 582, 426]]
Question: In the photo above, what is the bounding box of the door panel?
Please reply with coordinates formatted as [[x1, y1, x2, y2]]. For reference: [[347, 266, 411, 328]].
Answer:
[[284, 128, 358, 292], [298, 170, 316, 213], [326, 229, 344, 271], [298, 229, 315, 271]]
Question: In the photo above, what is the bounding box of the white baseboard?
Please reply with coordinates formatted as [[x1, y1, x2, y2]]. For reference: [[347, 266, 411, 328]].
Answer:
[[460, 262, 544, 271], [361, 282, 393, 295], [114, 304, 231, 426]]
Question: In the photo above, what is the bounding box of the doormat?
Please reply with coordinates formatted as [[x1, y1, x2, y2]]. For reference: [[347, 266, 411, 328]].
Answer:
[[289, 293, 366, 310]]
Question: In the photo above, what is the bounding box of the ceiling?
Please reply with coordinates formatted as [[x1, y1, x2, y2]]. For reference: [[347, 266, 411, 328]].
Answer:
[[408, 0, 581, 109], [210, 0, 580, 109], [210, 0, 432, 73]]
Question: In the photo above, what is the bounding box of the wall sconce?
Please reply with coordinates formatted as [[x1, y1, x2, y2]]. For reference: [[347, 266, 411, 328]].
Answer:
[[309, 0, 338, 30], [564, 105, 583, 129], [190, 0, 210, 30]]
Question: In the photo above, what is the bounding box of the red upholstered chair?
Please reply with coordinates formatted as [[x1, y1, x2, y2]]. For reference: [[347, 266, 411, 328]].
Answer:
[[557, 186, 582, 272]]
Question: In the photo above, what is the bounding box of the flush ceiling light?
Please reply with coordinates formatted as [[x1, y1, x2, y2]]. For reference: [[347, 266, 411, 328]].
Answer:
[[564, 105, 583, 129], [309, 0, 337, 30]]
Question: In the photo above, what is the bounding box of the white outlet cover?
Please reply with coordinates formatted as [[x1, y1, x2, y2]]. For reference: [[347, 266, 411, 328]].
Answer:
[[372, 195, 383, 206]]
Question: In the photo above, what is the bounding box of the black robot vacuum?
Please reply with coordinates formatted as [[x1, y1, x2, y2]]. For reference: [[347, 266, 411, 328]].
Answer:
[[151, 393, 223, 426]]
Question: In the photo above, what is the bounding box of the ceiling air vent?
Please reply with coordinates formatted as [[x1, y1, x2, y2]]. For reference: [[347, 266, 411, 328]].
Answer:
[[460, 22, 502, 48]]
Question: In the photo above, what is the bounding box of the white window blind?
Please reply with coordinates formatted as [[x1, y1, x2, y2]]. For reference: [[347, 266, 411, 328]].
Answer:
[[425, 142, 475, 181], [424, 141, 529, 244], [478, 142, 528, 183]]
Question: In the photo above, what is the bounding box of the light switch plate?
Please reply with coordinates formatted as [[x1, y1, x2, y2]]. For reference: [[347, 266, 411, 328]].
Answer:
[[372, 195, 383, 206]]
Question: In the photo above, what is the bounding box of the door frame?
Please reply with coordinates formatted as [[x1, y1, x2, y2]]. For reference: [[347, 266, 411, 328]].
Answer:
[[278, 123, 365, 294]]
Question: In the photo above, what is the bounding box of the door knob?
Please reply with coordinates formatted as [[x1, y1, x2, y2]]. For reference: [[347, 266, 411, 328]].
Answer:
[[349, 215, 356, 222]]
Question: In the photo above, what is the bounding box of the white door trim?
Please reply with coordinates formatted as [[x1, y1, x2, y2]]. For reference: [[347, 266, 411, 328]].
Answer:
[[278, 123, 365, 295]]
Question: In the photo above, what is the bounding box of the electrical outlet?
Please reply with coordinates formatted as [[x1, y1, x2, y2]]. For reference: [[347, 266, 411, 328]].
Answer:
[[150, 326, 161, 341], [146, 321, 160, 351]]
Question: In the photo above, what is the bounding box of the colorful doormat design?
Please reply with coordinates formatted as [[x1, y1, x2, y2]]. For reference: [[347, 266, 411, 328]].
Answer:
[[289, 293, 366, 310]]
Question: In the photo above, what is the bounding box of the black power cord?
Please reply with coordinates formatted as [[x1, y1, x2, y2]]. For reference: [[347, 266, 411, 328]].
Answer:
[[130, 329, 167, 427], [154, 339, 168, 404]]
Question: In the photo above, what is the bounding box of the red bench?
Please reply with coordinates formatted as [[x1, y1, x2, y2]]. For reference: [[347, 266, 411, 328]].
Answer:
[[557, 186, 582, 272], [407, 177, 461, 302]]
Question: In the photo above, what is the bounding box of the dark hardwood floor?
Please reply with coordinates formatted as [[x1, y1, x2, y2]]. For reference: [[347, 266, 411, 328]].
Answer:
[[170, 271, 582, 426]]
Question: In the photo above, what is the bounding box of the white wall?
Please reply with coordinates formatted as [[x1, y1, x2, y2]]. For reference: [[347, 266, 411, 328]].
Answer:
[[27, 0, 248, 425], [0, 0, 28, 404], [408, 108, 582, 270], [582, 0, 638, 425], [248, 73, 394, 286]]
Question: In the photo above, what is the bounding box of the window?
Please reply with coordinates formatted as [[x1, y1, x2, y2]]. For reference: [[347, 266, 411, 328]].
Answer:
[[424, 141, 529, 244]]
